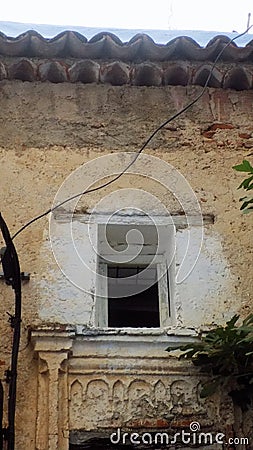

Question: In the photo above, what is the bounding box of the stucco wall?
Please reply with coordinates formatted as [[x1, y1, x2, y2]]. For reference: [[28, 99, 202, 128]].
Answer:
[[0, 81, 252, 448]]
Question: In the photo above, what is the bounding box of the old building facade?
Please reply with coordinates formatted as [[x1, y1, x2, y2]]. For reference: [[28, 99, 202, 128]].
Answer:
[[0, 30, 253, 448]]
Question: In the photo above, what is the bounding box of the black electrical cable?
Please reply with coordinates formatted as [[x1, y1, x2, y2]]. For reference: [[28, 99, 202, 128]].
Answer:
[[11, 26, 252, 241]]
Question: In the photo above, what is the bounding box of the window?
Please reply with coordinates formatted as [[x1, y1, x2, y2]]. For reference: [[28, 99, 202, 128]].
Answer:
[[95, 222, 175, 328], [108, 265, 160, 327]]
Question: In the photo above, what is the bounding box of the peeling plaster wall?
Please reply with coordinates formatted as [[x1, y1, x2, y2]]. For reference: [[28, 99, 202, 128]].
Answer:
[[37, 220, 237, 328], [0, 81, 252, 448], [175, 227, 238, 327]]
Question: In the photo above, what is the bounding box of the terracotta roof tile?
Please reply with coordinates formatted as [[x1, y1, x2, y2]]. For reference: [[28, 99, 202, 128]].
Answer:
[[8, 58, 36, 81], [1, 30, 253, 61], [0, 30, 253, 89], [192, 65, 223, 88], [100, 62, 130, 85], [68, 60, 100, 83], [38, 61, 68, 83], [223, 67, 252, 90]]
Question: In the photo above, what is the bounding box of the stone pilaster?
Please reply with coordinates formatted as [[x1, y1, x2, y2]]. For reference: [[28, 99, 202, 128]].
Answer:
[[32, 329, 74, 450]]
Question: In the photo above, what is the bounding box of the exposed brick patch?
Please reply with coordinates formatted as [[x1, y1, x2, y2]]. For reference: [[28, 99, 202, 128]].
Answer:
[[202, 122, 236, 138], [239, 132, 252, 139]]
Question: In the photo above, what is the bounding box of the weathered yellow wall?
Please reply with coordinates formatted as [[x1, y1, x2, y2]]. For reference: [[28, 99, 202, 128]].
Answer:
[[0, 80, 252, 448]]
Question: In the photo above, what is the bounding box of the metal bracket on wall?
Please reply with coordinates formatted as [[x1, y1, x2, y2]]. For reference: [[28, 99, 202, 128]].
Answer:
[[0, 271, 30, 283]]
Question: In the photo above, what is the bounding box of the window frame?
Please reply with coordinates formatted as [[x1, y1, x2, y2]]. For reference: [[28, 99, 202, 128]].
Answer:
[[95, 222, 175, 329]]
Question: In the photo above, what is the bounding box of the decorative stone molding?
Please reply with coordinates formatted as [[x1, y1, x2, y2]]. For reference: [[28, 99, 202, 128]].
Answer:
[[31, 328, 234, 449]]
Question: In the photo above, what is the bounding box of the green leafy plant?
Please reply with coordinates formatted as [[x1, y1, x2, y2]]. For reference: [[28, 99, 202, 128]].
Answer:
[[166, 314, 253, 410], [233, 159, 253, 213]]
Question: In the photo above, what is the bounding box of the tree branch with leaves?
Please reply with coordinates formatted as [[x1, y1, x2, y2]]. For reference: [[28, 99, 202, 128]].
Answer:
[[233, 159, 253, 214], [166, 314, 253, 410]]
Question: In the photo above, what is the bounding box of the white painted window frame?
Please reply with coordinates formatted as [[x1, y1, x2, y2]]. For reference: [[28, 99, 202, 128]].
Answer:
[[95, 222, 175, 329]]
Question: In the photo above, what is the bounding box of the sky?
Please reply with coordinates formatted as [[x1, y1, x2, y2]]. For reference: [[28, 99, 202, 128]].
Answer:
[[0, 0, 252, 32]]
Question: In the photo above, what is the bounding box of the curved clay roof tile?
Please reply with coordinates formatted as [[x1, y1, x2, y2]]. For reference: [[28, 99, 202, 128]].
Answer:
[[206, 35, 238, 47], [0, 32, 31, 57], [38, 61, 67, 83], [8, 59, 37, 81], [0, 30, 253, 61], [1, 30, 253, 88], [164, 64, 189, 86], [164, 36, 200, 60], [29, 32, 68, 58], [223, 67, 252, 90], [192, 65, 223, 88], [69, 60, 100, 83], [132, 63, 163, 86], [88, 31, 123, 45], [100, 61, 130, 85]]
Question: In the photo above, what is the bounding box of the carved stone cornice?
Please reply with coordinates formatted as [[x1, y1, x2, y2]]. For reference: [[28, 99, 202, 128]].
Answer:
[[31, 327, 75, 353]]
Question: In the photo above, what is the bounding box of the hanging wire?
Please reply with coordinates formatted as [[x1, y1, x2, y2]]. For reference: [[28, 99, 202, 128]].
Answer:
[[11, 26, 252, 241]]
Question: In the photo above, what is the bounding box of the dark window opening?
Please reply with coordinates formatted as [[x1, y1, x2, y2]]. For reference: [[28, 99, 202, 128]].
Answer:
[[107, 265, 160, 328]]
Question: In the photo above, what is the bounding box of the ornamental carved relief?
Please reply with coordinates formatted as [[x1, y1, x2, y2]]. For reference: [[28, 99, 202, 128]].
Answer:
[[32, 331, 235, 450], [68, 375, 223, 430]]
